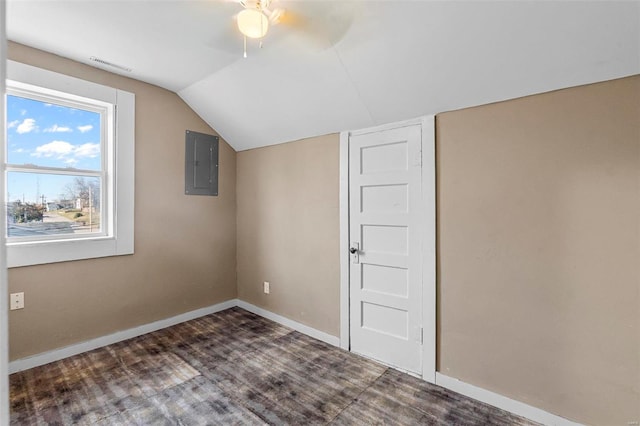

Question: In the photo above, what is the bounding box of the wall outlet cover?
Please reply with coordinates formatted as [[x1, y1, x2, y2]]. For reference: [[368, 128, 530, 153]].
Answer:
[[10, 292, 25, 310]]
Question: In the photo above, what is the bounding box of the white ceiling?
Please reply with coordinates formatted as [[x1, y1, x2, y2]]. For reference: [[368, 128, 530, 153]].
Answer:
[[7, 1, 640, 151]]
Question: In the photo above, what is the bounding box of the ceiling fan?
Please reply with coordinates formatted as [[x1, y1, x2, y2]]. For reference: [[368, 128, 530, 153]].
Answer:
[[215, 0, 358, 58], [235, 0, 283, 57]]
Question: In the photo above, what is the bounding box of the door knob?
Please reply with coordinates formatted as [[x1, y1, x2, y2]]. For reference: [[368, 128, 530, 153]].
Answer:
[[350, 242, 360, 264]]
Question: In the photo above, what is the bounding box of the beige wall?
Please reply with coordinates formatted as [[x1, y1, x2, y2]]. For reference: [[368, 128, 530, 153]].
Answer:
[[437, 75, 640, 425], [235, 76, 640, 425], [7, 42, 237, 360], [236, 134, 340, 337], [6, 41, 639, 426]]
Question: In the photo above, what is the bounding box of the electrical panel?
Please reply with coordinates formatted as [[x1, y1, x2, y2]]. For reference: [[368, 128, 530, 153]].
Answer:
[[185, 130, 219, 196]]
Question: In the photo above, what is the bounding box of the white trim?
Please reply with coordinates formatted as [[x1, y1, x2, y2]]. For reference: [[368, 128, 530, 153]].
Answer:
[[0, 2, 10, 423], [7, 61, 116, 104], [114, 89, 135, 255], [338, 131, 350, 350], [8, 299, 238, 374], [421, 115, 436, 383], [347, 116, 424, 137], [8, 299, 341, 374], [5, 61, 135, 267], [435, 373, 583, 426], [236, 300, 341, 347]]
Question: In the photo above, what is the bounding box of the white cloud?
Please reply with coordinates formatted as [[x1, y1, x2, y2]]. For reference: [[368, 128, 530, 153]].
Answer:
[[20, 109, 27, 116], [8, 120, 19, 129], [16, 118, 37, 134], [77, 125, 93, 133], [31, 141, 100, 166], [74, 143, 100, 158], [12, 148, 25, 154], [32, 141, 74, 158], [44, 124, 73, 133]]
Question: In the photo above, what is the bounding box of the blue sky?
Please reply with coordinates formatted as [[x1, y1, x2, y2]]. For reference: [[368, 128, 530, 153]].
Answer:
[[6, 94, 102, 203]]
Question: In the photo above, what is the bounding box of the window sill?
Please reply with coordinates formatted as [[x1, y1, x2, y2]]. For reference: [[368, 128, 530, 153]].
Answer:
[[7, 236, 133, 268]]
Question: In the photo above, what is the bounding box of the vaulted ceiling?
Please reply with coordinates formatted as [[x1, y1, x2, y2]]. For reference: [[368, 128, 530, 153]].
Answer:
[[7, 1, 640, 151]]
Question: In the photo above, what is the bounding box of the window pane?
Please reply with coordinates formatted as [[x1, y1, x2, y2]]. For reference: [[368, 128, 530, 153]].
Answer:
[[7, 172, 102, 238], [6, 95, 101, 170]]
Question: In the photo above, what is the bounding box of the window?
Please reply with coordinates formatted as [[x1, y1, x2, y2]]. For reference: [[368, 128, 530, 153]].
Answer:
[[5, 61, 134, 267], [6, 90, 107, 239]]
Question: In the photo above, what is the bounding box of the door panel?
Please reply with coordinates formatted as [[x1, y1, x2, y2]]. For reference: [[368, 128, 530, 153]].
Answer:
[[349, 125, 423, 374], [362, 302, 408, 338], [361, 184, 408, 213], [362, 225, 408, 254], [361, 264, 408, 296], [360, 141, 408, 174]]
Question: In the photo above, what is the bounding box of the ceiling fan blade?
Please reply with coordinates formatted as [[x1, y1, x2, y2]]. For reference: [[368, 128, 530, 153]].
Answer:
[[277, 2, 360, 51], [264, 7, 285, 25], [206, 0, 359, 56]]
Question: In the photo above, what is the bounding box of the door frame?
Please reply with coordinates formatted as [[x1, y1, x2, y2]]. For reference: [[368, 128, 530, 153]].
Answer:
[[339, 115, 436, 383]]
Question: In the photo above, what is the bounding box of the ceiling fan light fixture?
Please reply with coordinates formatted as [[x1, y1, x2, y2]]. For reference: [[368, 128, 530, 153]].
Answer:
[[237, 8, 269, 39]]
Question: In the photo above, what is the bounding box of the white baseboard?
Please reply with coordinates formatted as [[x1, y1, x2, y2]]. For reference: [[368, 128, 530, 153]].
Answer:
[[8, 300, 580, 426], [435, 373, 583, 426], [236, 300, 341, 347], [9, 298, 340, 374], [8, 299, 238, 374]]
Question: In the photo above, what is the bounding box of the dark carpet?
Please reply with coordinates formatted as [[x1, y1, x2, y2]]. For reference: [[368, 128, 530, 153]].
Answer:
[[10, 307, 538, 425]]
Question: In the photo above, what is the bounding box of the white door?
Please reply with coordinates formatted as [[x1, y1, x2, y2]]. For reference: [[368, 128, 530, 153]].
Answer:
[[349, 124, 423, 374]]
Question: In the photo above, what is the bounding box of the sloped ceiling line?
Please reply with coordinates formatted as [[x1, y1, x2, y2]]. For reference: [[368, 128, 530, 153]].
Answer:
[[7, 0, 640, 151], [331, 46, 376, 126]]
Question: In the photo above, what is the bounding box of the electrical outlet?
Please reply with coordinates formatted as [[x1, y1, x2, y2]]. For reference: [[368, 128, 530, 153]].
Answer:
[[263, 281, 270, 294], [10, 292, 24, 310]]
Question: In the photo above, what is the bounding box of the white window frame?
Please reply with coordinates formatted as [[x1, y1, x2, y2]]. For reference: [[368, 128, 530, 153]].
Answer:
[[5, 61, 134, 267], [6, 84, 112, 243]]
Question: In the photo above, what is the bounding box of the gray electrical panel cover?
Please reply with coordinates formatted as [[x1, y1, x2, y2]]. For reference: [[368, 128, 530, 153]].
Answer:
[[185, 130, 219, 196]]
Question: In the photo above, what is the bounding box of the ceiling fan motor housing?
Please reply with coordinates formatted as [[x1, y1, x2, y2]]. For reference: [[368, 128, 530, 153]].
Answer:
[[239, 0, 271, 11]]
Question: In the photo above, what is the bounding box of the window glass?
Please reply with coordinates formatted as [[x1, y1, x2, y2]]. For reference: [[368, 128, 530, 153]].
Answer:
[[7, 172, 101, 237], [6, 93, 106, 242], [6, 95, 101, 170]]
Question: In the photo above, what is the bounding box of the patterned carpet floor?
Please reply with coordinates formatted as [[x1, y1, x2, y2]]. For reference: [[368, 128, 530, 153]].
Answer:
[[10, 307, 538, 425]]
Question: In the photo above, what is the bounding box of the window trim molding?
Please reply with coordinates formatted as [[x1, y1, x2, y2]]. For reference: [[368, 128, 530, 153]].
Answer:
[[5, 60, 134, 267]]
